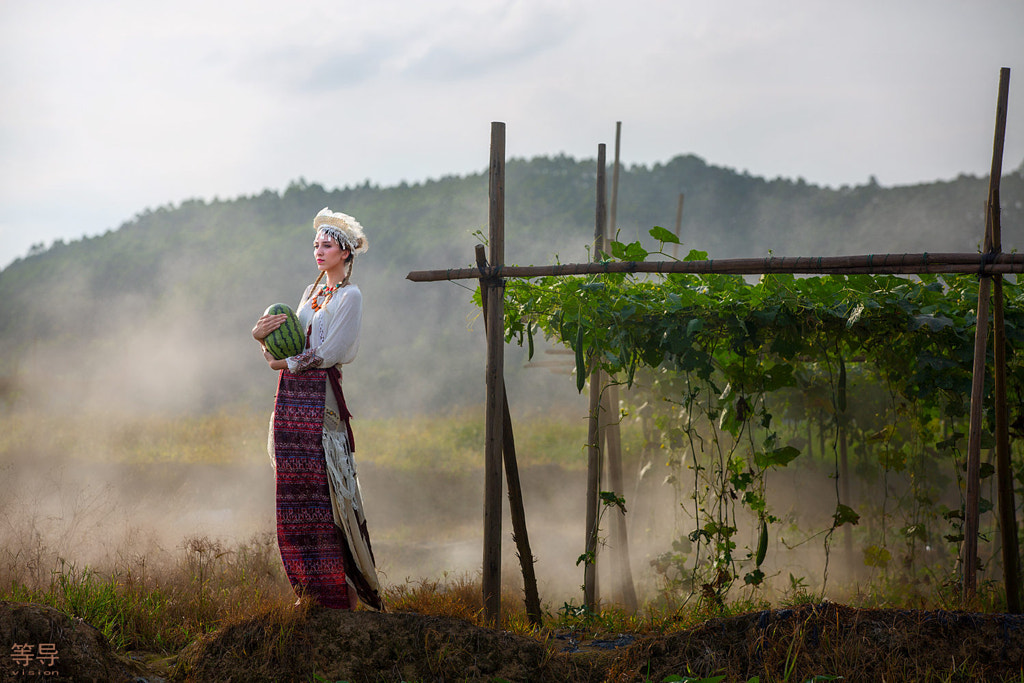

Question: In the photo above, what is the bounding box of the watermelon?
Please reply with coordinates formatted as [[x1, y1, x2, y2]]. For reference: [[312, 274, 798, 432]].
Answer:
[[262, 303, 305, 360]]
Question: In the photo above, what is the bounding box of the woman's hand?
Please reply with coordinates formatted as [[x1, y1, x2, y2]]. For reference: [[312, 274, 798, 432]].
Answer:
[[263, 348, 288, 371], [252, 313, 288, 342]]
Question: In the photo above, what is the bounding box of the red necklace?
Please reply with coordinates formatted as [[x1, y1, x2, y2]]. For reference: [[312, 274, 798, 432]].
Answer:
[[310, 282, 344, 312]]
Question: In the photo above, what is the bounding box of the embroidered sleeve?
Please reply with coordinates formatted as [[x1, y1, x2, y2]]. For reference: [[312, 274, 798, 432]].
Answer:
[[287, 349, 323, 373]]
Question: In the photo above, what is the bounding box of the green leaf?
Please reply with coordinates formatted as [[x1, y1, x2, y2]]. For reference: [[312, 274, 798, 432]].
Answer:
[[863, 544, 891, 568], [754, 446, 801, 469], [649, 225, 680, 244], [910, 313, 955, 331], [833, 504, 860, 527], [599, 490, 627, 514], [744, 569, 765, 586], [624, 241, 649, 261], [762, 363, 796, 391]]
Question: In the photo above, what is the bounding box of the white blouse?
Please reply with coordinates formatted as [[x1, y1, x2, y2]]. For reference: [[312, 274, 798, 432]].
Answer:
[[285, 283, 362, 373]]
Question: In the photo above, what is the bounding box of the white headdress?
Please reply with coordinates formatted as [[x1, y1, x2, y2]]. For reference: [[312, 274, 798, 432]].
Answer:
[[313, 207, 368, 255]]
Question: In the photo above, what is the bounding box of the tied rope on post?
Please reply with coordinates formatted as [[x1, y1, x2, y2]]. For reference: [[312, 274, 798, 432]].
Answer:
[[980, 252, 997, 277]]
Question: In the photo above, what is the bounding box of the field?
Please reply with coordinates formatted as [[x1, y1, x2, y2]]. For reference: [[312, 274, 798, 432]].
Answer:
[[1, 408, 1021, 681]]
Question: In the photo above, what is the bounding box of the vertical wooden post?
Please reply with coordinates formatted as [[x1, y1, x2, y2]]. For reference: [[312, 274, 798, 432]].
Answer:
[[963, 67, 1014, 608], [839, 417, 853, 561], [673, 193, 684, 259], [994, 274, 1018, 612], [963, 279, 990, 605], [603, 394, 638, 609], [476, 244, 544, 626], [988, 67, 1019, 612], [583, 143, 607, 611], [609, 121, 622, 242], [482, 122, 506, 625], [836, 357, 853, 561], [604, 122, 638, 610]]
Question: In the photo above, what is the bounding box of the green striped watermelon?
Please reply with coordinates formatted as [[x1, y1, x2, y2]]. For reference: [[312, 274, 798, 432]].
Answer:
[[262, 303, 305, 359]]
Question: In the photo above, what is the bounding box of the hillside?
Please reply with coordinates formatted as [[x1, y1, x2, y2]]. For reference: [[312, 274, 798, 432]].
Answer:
[[1, 154, 1022, 418]]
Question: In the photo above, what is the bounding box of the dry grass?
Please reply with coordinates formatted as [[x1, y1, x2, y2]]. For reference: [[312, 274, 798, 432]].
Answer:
[[0, 532, 295, 653]]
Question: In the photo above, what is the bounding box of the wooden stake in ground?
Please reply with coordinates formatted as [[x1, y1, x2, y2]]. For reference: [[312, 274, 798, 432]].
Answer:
[[475, 244, 544, 626], [962, 67, 1014, 608], [482, 122, 506, 625], [604, 122, 639, 611], [963, 260, 991, 605], [583, 144, 607, 612], [837, 358, 853, 563], [610, 121, 622, 243], [673, 192, 684, 259], [987, 67, 1019, 613]]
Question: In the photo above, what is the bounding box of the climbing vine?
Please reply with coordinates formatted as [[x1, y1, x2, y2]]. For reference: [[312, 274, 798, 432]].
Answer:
[[493, 228, 1024, 606]]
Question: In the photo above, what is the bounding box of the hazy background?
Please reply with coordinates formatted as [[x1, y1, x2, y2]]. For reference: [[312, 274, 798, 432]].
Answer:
[[2, 0, 1023, 268]]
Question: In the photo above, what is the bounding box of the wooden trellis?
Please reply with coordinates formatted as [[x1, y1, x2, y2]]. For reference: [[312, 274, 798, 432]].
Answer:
[[407, 68, 1015, 623]]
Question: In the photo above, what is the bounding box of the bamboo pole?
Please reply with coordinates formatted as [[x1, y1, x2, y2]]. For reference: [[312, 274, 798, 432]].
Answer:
[[604, 122, 638, 610], [987, 67, 1019, 612], [583, 144, 607, 612], [476, 244, 544, 625], [838, 359, 853, 562], [962, 67, 1015, 608], [963, 277, 990, 604], [482, 122, 506, 625], [408, 252, 1024, 282], [994, 273, 1018, 611], [610, 121, 622, 243], [603, 391, 638, 609], [673, 193, 684, 259]]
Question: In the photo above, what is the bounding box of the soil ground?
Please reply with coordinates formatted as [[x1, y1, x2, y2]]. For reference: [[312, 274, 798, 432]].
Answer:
[[4, 600, 1024, 682]]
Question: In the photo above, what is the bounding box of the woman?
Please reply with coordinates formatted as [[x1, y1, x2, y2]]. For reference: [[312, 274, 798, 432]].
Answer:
[[252, 207, 383, 611]]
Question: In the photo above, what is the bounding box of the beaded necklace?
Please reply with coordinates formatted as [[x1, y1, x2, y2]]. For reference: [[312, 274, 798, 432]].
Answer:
[[310, 282, 345, 312]]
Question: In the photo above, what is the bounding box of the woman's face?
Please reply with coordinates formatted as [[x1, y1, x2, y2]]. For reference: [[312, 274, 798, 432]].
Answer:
[[314, 232, 351, 274]]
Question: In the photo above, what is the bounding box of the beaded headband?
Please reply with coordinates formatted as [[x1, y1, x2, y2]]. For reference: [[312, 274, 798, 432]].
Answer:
[[313, 207, 368, 255]]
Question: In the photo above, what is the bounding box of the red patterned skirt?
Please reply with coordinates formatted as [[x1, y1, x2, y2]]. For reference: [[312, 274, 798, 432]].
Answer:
[[272, 368, 351, 609]]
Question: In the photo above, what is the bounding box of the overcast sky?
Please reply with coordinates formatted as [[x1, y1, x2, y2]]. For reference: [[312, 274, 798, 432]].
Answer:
[[1, 0, 1022, 268]]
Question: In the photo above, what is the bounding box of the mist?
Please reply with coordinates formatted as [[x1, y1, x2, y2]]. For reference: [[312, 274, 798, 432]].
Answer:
[[2, 161, 1021, 611]]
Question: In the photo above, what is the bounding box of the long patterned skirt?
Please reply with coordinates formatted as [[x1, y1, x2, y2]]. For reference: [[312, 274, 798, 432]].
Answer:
[[272, 368, 352, 609]]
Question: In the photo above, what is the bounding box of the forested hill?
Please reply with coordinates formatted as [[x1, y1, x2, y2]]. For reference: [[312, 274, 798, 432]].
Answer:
[[1, 154, 1022, 417]]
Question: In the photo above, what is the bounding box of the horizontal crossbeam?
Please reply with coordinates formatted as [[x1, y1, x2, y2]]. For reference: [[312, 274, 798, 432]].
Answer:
[[407, 251, 1024, 282]]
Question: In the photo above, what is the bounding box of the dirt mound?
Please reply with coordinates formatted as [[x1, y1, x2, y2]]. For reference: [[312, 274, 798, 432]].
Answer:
[[173, 608, 604, 682], [613, 602, 1024, 682], [7, 600, 1024, 682], [0, 600, 150, 682], [175, 602, 1024, 681]]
